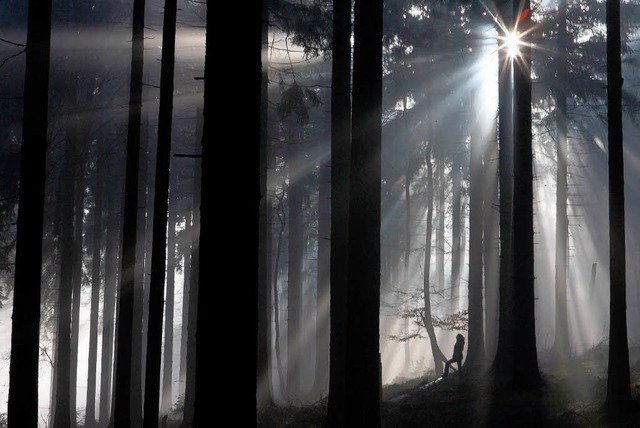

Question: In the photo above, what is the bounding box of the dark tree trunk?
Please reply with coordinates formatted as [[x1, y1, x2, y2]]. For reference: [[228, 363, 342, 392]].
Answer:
[[100, 189, 119, 426], [86, 146, 104, 428], [483, 119, 500, 361], [605, 0, 631, 414], [345, 0, 382, 424], [144, 0, 177, 424], [257, 0, 272, 405], [286, 120, 303, 400], [422, 143, 446, 376], [181, 114, 202, 428], [436, 158, 445, 294], [53, 122, 78, 428], [132, 114, 150, 428], [467, 134, 485, 368], [511, 0, 540, 388], [450, 154, 462, 314], [314, 147, 330, 398], [7, 0, 52, 425], [326, 0, 351, 423], [493, 0, 515, 382], [272, 191, 287, 396], [552, 0, 571, 361], [114, 0, 146, 424], [161, 192, 177, 415], [404, 148, 412, 368]]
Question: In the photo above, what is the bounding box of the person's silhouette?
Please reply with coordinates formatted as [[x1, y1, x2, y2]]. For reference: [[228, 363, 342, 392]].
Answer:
[[443, 334, 465, 378]]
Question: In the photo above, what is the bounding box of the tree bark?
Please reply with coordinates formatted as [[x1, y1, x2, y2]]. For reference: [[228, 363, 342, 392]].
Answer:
[[143, 0, 177, 425], [114, 0, 146, 424], [550, 0, 571, 363], [467, 134, 485, 368], [7, 0, 52, 424], [326, 0, 351, 424], [436, 158, 445, 294], [605, 0, 631, 413], [450, 154, 462, 314], [512, 0, 540, 388], [345, 0, 382, 423], [422, 143, 446, 376], [493, 0, 515, 383]]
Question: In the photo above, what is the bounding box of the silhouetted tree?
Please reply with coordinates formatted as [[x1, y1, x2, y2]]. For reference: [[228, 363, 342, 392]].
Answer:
[[605, 0, 631, 414], [345, 0, 382, 424], [7, 0, 52, 425]]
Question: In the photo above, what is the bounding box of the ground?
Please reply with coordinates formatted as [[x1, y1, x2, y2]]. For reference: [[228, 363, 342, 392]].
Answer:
[[257, 345, 640, 427]]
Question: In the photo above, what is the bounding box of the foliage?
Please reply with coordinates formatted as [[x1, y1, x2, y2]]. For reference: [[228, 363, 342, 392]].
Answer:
[[277, 81, 321, 124]]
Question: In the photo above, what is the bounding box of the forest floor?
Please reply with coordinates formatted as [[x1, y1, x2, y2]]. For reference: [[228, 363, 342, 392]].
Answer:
[[257, 344, 640, 427]]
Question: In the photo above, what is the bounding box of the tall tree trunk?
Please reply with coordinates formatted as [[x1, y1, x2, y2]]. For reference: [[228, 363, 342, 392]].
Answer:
[[404, 148, 412, 369], [286, 121, 303, 400], [53, 124, 78, 428], [314, 148, 330, 398], [114, 0, 146, 424], [181, 114, 202, 428], [161, 192, 177, 415], [326, 0, 351, 424], [100, 190, 119, 427], [272, 191, 287, 396], [86, 146, 104, 428], [179, 209, 191, 400], [483, 119, 500, 361], [194, 0, 258, 421], [132, 113, 150, 428], [257, 0, 272, 405], [467, 132, 486, 368], [345, 0, 382, 424], [436, 158, 445, 294], [493, 0, 515, 382], [70, 131, 85, 428], [512, 0, 540, 388], [552, 0, 571, 361], [144, 0, 177, 424], [605, 0, 631, 413], [7, 0, 52, 424], [422, 143, 446, 376], [450, 154, 462, 314]]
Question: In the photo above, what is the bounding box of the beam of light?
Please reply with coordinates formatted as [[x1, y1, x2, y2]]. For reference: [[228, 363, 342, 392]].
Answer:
[[505, 31, 521, 58]]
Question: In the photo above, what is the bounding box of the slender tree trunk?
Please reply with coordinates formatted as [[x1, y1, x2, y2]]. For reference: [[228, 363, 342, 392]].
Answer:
[[86, 147, 104, 428], [512, 0, 540, 388], [7, 0, 52, 424], [143, 0, 177, 425], [493, 0, 515, 382], [552, 0, 570, 361], [450, 154, 462, 314], [326, 0, 351, 424], [467, 133, 486, 368], [179, 209, 191, 400], [422, 143, 446, 376], [114, 0, 146, 424], [605, 0, 631, 413], [132, 113, 150, 428], [345, 0, 382, 423], [53, 125, 77, 428], [257, 0, 272, 404], [181, 114, 202, 428], [272, 191, 287, 396], [161, 193, 177, 414], [436, 158, 445, 294], [99, 192, 119, 427], [286, 120, 303, 400], [404, 146, 412, 369], [483, 119, 500, 361]]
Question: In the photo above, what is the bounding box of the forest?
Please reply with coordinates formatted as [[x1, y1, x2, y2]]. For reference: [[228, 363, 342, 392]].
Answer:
[[250, 0, 640, 426], [2, 0, 640, 427]]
